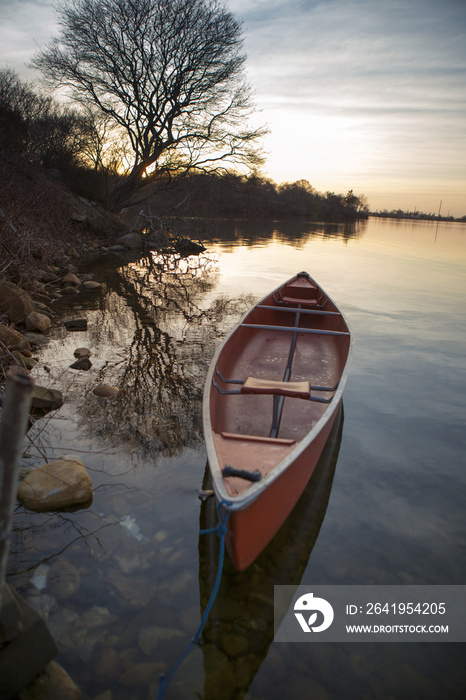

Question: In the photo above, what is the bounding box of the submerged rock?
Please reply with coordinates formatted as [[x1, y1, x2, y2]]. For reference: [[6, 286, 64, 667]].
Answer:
[[93, 647, 121, 685], [30, 385, 64, 411], [17, 458, 93, 512], [119, 662, 167, 687], [64, 318, 87, 331], [21, 331, 50, 347], [47, 560, 81, 600], [138, 626, 184, 655], [93, 384, 120, 398], [74, 347, 91, 358], [70, 357, 92, 370], [105, 571, 154, 608], [23, 661, 81, 700]]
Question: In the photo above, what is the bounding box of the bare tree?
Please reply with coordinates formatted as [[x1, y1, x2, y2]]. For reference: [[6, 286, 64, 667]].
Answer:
[[31, 0, 267, 210]]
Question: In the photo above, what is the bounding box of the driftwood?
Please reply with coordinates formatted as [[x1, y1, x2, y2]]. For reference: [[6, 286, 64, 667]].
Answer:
[[134, 210, 206, 255]]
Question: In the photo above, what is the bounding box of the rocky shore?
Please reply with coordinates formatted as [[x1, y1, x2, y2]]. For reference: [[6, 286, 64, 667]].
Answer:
[[0, 239, 134, 511]]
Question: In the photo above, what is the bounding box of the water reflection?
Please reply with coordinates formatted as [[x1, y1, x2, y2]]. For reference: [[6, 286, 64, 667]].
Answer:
[[71, 251, 255, 459], [6, 217, 466, 700], [198, 406, 343, 700], [200, 217, 366, 247]]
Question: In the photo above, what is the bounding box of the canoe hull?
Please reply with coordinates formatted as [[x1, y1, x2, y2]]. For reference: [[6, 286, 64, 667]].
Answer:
[[203, 271, 352, 570], [224, 397, 342, 570]]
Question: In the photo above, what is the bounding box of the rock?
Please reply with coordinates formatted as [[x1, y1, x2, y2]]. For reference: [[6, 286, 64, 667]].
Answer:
[[80, 606, 115, 629], [92, 385, 119, 398], [115, 232, 143, 250], [70, 357, 92, 370], [31, 386, 64, 410], [107, 245, 126, 253], [42, 271, 60, 283], [18, 660, 81, 700], [62, 272, 81, 286], [17, 458, 93, 512], [47, 560, 81, 600], [24, 357, 38, 370], [74, 347, 91, 358], [64, 319, 87, 331], [22, 332, 50, 347], [32, 268, 46, 279], [174, 238, 206, 255], [9, 350, 26, 368], [0, 324, 31, 352], [31, 269, 59, 283], [114, 549, 148, 574], [138, 626, 184, 655], [81, 281, 101, 290], [67, 247, 79, 257], [71, 211, 86, 222], [92, 690, 113, 700], [33, 301, 51, 312], [221, 633, 249, 657], [0, 280, 35, 322], [61, 286, 80, 295], [11, 351, 38, 370], [105, 571, 154, 608], [26, 592, 58, 621], [94, 648, 120, 685], [78, 273, 94, 282], [119, 662, 167, 687], [203, 646, 236, 700], [25, 311, 52, 332]]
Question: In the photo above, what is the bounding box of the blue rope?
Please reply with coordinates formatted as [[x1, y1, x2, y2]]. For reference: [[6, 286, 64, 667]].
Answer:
[[157, 498, 232, 700]]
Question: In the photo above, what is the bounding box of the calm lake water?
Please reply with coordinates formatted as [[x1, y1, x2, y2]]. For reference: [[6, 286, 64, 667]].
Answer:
[[7, 217, 466, 699]]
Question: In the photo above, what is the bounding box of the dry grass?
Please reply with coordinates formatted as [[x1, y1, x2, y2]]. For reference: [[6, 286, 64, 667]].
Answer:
[[0, 151, 126, 285]]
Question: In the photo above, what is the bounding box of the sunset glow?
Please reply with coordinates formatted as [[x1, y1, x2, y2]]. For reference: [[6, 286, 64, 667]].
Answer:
[[1, 0, 465, 216]]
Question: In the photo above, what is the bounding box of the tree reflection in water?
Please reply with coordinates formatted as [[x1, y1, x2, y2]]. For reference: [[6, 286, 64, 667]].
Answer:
[[77, 251, 255, 460]]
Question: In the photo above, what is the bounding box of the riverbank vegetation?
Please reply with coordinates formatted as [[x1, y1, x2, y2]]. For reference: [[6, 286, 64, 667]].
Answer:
[[0, 60, 368, 282], [0, 64, 368, 221]]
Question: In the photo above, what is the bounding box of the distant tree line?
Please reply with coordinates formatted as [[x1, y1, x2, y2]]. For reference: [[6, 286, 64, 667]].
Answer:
[[143, 173, 369, 221], [371, 209, 465, 223]]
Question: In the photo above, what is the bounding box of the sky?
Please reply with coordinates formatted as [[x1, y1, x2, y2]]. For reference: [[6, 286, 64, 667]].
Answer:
[[1, 0, 466, 216]]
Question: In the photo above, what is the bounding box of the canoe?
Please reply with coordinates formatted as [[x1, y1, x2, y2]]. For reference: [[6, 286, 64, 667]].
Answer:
[[198, 406, 344, 697], [202, 271, 352, 571]]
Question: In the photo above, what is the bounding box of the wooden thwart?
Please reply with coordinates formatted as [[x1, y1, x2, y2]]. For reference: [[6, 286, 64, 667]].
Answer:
[[241, 376, 311, 399], [241, 323, 350, 337]]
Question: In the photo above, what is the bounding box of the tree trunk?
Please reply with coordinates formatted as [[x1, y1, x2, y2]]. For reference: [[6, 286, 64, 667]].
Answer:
[[108, 163, 148, 211]]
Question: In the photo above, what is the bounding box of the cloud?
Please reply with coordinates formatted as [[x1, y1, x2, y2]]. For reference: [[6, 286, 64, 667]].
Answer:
[[1, 0, 464, 214], [0, 0, 57, 75]]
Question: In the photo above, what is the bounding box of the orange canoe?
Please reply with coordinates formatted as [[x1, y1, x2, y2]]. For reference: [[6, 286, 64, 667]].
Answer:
[[202, 271, 352, 570]]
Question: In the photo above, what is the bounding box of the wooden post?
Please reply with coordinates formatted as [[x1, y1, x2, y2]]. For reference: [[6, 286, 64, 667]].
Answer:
[[0, 368, 34, 610]]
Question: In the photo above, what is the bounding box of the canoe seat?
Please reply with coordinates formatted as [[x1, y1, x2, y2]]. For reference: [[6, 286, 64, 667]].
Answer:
[[241, 376, 311, 399]]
